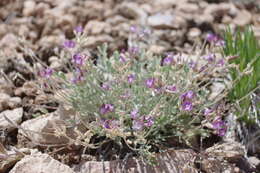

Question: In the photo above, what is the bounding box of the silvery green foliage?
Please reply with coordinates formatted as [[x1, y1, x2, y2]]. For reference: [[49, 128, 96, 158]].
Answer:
[[42, 28, 233, 160]]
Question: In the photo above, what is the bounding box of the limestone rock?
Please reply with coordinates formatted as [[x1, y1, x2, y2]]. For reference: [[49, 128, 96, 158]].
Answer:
[[0, 93, 10, 111], [0, 108, 23, 132], [23, 0, 36, 17], [117, 2, 147, 24], [74, 149, 198, 173], [85, 20, 111, 35], [233, 10, 252, 26], [84, 35, 113, 48], [148, 13, 174, 29], [206, 140, 245, 162], [9, 153, 75, 173], [148, 13, 185, 29], [19, 112, 69, 145]]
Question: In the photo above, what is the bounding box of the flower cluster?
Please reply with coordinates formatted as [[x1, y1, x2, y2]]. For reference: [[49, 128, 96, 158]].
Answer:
[[130, 109, 154, 131], [212, 116, 227, 136], [180, 91, 195, 111], [206, 33, 225, 46]]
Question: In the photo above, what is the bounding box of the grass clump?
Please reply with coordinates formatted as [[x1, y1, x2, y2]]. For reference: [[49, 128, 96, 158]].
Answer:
[[222, 27, 260, 124]]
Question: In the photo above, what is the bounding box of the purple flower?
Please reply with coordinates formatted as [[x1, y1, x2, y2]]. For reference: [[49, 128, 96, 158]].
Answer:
[[99, 104, 114, 115], [119, 55, 127, 63], [206, 33, 219, 42], [212, 117, 227, 137], [72, 53, 84, 66], [130, 109, 139, 119], [166, 85, 177, 92], [63, 40, 76, 48], [199, 65, 208, 73], [39, 68, 53, 78], [217, 127, 227, 136], [102, 119, 111, 129], [203, 54, 215, 62], [132, 119, 144, 131], [163, 56, 173, 65], [181, 101, 193, 111], [217, 58, 225, 66], [204, 108, 213, 116], [130, 25, 137, 33], [101, 119, 119, 129], [101, 83, 110, 90], [212, 117, 224, 129], [144, 116, 154, 127], [145, 78, 155, 88], [206, 33, 225, 47], [188, 61, 197, 70], [127, 74, 135, 84], [155, 87, 163, 94], [74, 26, 83, 33], [215, 40, 225, 47], [181, 90, 195, 101]]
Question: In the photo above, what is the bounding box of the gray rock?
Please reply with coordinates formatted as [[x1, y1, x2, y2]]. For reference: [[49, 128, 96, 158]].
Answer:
[[19, 112, 69, 145], [206, 140, 245, 162], [233, 10, 252, 26], [118, 2, 147, 24], [0, 108, 23, 132], [74, 149, 198, 173], [22, 0, 36, 17], [148, 13, 185, 29], [9, 153, 75, 173], [148, 13, 174, 29]]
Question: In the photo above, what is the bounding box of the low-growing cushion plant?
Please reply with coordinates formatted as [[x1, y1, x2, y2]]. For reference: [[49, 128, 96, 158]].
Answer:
[[35, 26, 236, 163]]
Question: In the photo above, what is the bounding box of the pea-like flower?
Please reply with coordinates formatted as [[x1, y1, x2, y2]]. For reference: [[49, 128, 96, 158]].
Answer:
[[144, 116, 154, 127], [74, 26, 83, 33], [132, 119, 144, 131], [100, 104, 114, 115], [206, 33, 225, 47], [101, 119, 119, 129], [145, 78, 155, 88], [204, 108, 213, 116], [101, 83, 110, 90], [127, 74, 135, 84], [130, 109, 139, 119], [63, 40, 76, 48], [212, 117, 227, 137], [203, 54, 215, 62], [39, 68, 53, 78], [163, 56, 173, 65], [181, 90, 195, 101], [181, 101, 193, 111], [72, 53, 84, 66], [165, 85, 177, 93]]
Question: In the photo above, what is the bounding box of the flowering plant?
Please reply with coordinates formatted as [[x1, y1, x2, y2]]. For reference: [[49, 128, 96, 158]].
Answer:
[[39, 27, 234, 162]]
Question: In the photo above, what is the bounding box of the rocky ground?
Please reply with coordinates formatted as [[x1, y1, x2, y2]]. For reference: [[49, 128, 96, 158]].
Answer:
[[0, 0, 260, 173]]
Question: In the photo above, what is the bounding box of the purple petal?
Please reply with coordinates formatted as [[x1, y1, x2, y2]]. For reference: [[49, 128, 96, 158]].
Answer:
[[132, 120, 144, 131], [127, 74, 135, 84], [63, 40, 76, 48], [145, 78, 155, 88], [99, 104, 114, 115], [144, 116, 154, 127], [166, 85, 177, 92], [74, 26, 83, 33], [181, 101, 193, 111], [130, 109, 139, 119], [163, 56, 173, 65]]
